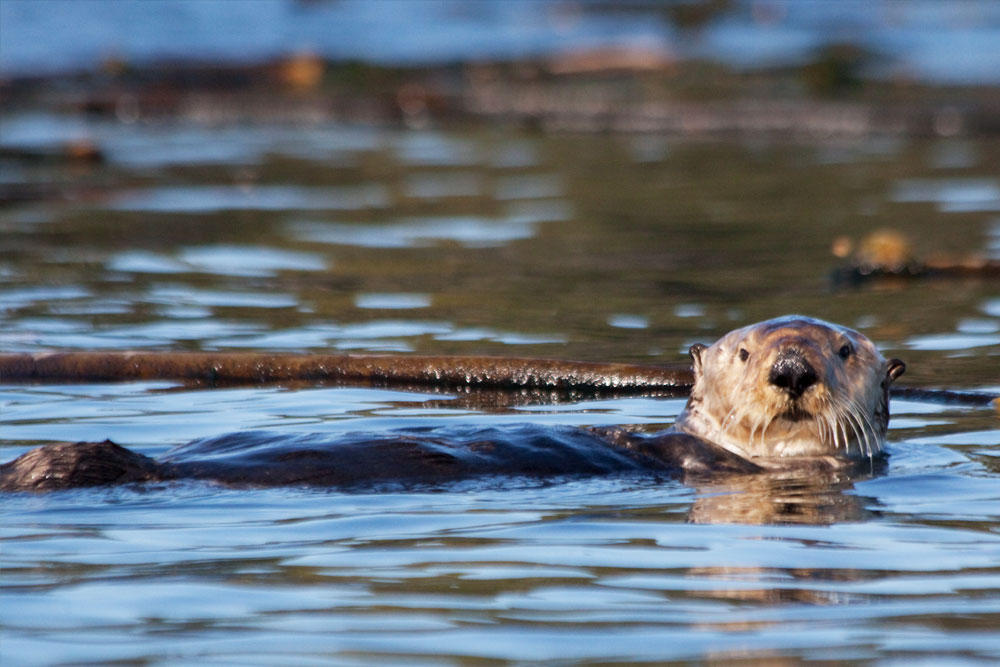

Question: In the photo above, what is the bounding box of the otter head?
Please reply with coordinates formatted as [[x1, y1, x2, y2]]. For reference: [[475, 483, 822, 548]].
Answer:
[[674, 316, 905, 461]]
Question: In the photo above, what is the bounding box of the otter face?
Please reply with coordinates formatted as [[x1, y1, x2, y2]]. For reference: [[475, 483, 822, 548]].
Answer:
[[675, 316, 905, 461]]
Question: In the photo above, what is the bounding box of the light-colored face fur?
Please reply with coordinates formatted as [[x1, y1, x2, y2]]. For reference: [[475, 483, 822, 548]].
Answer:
[[674, 316, 905, 461]]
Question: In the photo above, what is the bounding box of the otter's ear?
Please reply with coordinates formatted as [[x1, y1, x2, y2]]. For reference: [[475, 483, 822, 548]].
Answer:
[[689, 343, 707, 376], [886, 358, 906, 383]]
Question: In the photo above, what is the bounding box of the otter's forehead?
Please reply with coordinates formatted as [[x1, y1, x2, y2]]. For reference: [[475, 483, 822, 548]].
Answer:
[[716, 316, 867, 349]]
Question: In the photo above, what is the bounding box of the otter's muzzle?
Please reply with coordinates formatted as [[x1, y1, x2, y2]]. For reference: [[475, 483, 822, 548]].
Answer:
[[768, 349, 817, 399]]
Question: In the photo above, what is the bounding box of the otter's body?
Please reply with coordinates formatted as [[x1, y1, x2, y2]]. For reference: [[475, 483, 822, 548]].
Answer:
[[0, 316, 904, 492], [0, 427, 764, 492]]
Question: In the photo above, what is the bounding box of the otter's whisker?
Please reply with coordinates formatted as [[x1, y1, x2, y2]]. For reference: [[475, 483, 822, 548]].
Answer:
[[824, 414, 840, 452], [837, 413, 853, 459], [858, 404, 882, 457], [838, 398, 862, 459], [721, 406, 739, 439], [759, 416, 773, 449], [853, 396, 882, 455], [850, 401, 877, 469], [855, 408, 875, 461], [844, 409, 869, 462], [817, 397, 838, 452]]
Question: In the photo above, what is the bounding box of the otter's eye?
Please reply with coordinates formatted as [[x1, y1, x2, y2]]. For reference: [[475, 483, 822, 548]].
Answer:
[[839, 343, 852, 359], [738, 348, 749, 362]]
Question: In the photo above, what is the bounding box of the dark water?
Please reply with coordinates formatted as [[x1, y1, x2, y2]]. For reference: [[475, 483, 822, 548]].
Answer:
[[1, 110, 999, 664]]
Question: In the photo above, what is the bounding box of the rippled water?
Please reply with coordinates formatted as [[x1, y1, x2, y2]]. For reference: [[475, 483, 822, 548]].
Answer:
[[2, 385, 998, 664], [1, 112, 999, 664]]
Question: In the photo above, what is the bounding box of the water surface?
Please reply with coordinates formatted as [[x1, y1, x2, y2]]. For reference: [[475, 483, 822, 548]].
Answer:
[[1, 113, 999, 664]]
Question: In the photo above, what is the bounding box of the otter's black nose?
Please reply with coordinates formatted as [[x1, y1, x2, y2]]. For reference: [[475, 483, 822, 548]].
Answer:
[[768, 350, 817, 399]]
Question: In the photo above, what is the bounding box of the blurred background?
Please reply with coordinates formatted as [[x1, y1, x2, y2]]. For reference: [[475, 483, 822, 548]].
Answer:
[[4, 0, 1000, 83], [1, 0, 999, 385]]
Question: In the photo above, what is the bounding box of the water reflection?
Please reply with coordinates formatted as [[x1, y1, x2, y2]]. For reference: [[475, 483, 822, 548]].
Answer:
[[108, 246, 328, 277], [107, 250, 188, 274], [293, 215, 542, 248], [93, 320, 261, 347], [1, 119, 997, 378], [177, 245, 328, 277], [608, 314, 649, 329], [354, 293, 431, 309], [393, 132, 481, 166], [906, 332, 1000, 351], [146, 286, 298, 309], [891, 178, 1000, 212], [109, 184, 389, 212], [687, 469, 876, 525], [0, 285, 92, 307]]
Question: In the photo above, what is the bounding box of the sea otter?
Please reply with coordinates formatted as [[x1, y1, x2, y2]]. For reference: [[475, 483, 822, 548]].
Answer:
[[675, 315, 906, 464], [0, 316, 905, 492]]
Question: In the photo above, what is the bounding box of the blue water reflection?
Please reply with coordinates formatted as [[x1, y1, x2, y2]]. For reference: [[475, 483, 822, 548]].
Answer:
[[109, 184, 389, 212], [892, 178, 1000, 212], [293, 215, 543, 248], [355, 293, 432, 310], [109, 246, 329, 278]]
